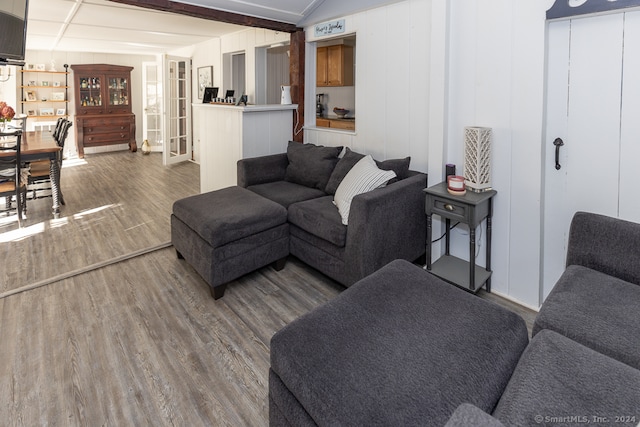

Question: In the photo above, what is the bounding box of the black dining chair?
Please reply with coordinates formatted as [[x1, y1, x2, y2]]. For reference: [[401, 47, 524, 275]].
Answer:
[[51, 117, 66, 142], [27, 119, 72, 203], [7, 114, 28, 132], [0, 130, 26, 225]]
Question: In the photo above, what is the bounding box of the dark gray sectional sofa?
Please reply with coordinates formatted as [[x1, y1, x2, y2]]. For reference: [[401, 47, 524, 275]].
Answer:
[[171, 141, 427, 299], [269, 211, 640, 426], [238, 141, 427, 287]]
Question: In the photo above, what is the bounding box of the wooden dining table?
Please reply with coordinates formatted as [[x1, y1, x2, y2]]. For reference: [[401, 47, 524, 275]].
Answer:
[[0, 130, 63, 218]]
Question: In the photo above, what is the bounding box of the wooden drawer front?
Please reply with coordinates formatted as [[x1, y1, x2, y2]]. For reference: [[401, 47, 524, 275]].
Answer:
[[316, 118, 330, 128], [84, 123, 129, 135], [77, 109, 104, 115], [82, 117, 131, 126], [431, 197, 468, 222], [85, 131, 130, 145], [331, 120, 355, 130]]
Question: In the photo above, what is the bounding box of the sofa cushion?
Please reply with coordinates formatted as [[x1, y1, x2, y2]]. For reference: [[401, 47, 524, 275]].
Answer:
[[171, 186, 287, 247], [334, 155, 396, 225], [325, 147, 412, 194], [325, 147, 365, 194], [247, 181, 326, 208], [377, 156, 411, 182], [445, 404, 505, 427], [532, 264, 640, 370], [270, 259, 529, 427], [288, 196, 347, 247], [284, 141, 342, 191], [493, 329, 640, 426]]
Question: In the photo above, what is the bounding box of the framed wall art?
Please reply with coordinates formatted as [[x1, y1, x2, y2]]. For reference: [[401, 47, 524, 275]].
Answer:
[[197, 66, 213, 99]]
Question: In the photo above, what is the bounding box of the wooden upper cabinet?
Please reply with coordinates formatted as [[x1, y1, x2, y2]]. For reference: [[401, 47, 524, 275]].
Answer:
[[71, 64, 133, 116], [317, 45, 354, 87]]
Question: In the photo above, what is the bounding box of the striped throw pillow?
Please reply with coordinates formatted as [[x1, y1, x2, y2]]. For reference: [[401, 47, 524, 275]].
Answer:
[[333, 155, 396, 225]]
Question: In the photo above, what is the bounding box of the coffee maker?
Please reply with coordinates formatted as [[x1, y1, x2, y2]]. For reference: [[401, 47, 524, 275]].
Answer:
[[316, 93, 325, 117]]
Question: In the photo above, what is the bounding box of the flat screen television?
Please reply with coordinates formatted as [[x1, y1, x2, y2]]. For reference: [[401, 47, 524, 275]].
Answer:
[[0, 0, 29, 63]]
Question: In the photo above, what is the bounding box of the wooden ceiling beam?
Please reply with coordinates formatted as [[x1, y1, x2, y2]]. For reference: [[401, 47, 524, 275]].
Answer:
[[107, 0, 300, 33]]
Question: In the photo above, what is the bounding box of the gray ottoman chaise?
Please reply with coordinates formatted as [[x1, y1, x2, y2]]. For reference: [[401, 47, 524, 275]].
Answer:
[[171, 186, 289, 299], [269, 259, 530, 426], [269, 212, 640, 426]]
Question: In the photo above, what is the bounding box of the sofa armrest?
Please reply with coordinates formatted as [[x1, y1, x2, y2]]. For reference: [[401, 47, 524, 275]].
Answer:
[[566, 211, 640, 286], [237, 153, 288, 188], [344, 171, 427, 285], [444, 404, 505, 427]]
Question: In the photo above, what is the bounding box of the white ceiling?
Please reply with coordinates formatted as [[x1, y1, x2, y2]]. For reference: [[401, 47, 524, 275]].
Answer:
[[26, 0, 248, 55], [26, 0, 402, 56]]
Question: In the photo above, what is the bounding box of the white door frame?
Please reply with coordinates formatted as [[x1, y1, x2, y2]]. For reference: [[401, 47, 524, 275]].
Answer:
[[142, 61, 163, 152], [163, 55, 192, 165]]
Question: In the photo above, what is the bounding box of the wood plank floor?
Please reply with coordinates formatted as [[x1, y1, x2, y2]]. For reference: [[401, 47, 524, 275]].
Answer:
[[0, 152, 200, 294], [0, 150, 536, 426]]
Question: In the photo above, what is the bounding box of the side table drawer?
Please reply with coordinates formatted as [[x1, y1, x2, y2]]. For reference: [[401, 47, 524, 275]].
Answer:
[[430, 197, 468, 222]]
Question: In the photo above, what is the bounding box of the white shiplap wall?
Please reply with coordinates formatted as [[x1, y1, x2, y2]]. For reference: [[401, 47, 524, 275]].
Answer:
[[444, 0, 551, 308], [304, 0, 553, 309], [304, 0, 431, 174]]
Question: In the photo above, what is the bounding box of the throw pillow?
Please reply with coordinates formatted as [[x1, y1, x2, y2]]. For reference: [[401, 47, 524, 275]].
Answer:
[[333, 155, 397, 225], [376, 156, 411, 183], [324, 147, 365, 194], [284, 141, 342, 190]]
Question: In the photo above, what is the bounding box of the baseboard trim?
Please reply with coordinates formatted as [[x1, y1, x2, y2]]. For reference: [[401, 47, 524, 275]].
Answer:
[[0, 241, 172, 300]]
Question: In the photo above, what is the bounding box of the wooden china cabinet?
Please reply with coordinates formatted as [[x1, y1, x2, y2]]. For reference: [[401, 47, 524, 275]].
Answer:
[[71, 64, 137, 158]]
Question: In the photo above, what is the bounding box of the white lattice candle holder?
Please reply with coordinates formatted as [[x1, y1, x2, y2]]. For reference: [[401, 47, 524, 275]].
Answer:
[[463, 126, 492, 192]]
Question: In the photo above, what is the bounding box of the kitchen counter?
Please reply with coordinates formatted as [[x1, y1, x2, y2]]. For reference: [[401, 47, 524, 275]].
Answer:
[[193, 103, 297, 192]]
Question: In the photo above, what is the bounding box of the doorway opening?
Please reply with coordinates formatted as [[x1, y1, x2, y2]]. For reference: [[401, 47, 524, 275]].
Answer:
[[223, 52, 246, 100]]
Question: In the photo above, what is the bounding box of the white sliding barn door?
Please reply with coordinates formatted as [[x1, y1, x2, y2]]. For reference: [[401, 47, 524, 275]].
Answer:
[[542, 12, 640, 300], [619, 12, 640, 221]]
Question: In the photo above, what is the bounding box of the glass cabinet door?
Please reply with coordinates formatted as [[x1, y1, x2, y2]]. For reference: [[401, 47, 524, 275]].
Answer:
[[78, 76, 102, 107], [108, 76, 129, 106]]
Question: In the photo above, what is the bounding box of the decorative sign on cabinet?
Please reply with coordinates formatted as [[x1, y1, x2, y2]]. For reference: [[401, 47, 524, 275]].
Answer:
[[70, 64, 137, 158]]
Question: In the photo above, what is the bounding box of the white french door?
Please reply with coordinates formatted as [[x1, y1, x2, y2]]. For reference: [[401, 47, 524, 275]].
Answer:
[[142, 61, 163, 152], [163, 55, 192, 165], [542, 11, 640, 300]]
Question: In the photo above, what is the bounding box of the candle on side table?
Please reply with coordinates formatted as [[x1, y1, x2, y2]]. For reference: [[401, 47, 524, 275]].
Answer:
[[447, 175, 466, 195]]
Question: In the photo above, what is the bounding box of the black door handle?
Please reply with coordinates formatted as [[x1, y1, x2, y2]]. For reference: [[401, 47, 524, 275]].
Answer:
[[553, 138, 564, 170]]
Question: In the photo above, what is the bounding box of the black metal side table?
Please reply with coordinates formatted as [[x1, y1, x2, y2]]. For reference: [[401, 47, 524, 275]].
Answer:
[[424, 182, 497, 293]]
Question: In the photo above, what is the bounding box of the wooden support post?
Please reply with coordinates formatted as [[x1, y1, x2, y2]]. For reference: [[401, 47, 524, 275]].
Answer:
[[289, 29, 305, 142]]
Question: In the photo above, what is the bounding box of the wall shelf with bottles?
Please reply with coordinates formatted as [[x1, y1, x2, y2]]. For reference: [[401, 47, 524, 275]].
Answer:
[[20, 64, 69, 120]]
